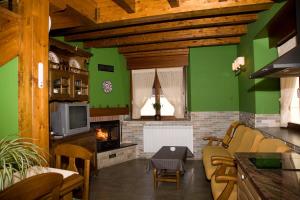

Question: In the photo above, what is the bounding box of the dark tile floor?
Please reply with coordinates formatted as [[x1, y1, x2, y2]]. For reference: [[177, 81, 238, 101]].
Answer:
[[89, 159, 213, 200]]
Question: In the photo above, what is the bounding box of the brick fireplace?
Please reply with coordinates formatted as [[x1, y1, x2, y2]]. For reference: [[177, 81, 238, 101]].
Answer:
[[90, 117, 137, 169]]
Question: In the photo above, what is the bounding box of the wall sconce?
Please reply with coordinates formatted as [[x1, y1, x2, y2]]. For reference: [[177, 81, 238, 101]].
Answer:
[[232, 56, 245, 75]]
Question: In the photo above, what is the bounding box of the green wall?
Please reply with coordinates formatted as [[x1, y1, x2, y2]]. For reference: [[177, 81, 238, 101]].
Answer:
[[188, 45, 239, 111], [237, 2, 284, 114], [253, 38, 280, 114], [0, 57, 18, 138], [88, 48, 130, 108]]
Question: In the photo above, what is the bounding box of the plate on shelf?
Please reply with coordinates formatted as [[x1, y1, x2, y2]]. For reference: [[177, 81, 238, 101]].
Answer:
[[69, 58, 81, 73], [48, 51, 60, 69]]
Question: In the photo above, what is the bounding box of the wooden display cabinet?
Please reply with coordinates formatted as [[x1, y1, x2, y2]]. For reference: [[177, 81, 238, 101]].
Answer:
[[49, 69, 72, 101], [48, 38, 92, 101], [73, 73, 89, 101]]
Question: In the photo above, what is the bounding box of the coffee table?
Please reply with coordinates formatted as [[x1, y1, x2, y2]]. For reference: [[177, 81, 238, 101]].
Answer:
[[148, 146, 193, 189]]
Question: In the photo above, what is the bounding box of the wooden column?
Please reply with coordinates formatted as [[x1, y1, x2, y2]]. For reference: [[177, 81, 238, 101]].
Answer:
[[18, 0, 49, 155]]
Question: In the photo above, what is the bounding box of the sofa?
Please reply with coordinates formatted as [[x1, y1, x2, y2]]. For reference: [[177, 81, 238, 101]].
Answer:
[[210, 138, 290, 200], [203, 124, 264, 180], [202, 122, 291, 200]]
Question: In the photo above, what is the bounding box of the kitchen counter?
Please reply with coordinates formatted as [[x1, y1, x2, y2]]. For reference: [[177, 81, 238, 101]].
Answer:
[[235, 152, 300, 200], [258, 127, 300, 153]]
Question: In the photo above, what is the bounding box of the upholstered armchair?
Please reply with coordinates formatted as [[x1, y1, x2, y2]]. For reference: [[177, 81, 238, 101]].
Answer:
[[210, 158, 237, 200], [202, 121, 240, 147]]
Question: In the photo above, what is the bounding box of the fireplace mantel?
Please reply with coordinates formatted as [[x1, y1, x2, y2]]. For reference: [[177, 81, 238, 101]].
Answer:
[[90, 107, 129, 117]]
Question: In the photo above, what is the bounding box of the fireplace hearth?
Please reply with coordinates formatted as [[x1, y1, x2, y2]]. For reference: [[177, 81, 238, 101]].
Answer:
[[91, 120, 120, 152]]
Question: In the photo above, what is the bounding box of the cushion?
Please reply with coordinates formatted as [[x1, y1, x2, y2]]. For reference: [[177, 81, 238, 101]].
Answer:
[[257, 138, 290, 153], [235, 129, 264, 153], [227, 125, 249, 155]]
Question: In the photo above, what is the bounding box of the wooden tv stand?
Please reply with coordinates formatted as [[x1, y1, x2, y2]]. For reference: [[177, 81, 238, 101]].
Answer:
[[49, 130, 97, 175]]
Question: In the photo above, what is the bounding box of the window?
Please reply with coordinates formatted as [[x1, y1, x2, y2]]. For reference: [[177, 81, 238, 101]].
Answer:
[[140, 95, 175, 116], [290, 79, 300, 124], [131, 67, 186, 120], [278, 36, 300, 126]]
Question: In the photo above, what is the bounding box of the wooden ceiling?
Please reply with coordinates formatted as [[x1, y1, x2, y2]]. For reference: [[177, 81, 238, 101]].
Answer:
[[49, 0, 276, 58]]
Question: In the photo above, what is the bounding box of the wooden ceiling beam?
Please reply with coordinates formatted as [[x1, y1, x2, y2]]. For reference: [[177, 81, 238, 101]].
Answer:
[[55, 0, 272, 35], [50, 8, 84, 30], [84, 24, 246, 48], [50, 0, 100, 24], [127, 54, 189, 70], [50, 6, 97, 30], [118, 37, 240, 53], [97, 0, 272, 25], [49, 0, 67, 12], [124, 49, 189, 58], [65, 13, 257, 41], [0, 24, 20, 67], [0, 7, 20, 67], [112, 0, 136, 13], [168, 0, 180, 8]]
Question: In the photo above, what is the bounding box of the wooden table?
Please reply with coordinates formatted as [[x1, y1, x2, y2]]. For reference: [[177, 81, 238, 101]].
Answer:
[[148, 146, 192, 189]]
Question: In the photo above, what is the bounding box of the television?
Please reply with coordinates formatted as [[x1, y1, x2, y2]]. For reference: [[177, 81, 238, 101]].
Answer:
[[51, 102, 90, 136]]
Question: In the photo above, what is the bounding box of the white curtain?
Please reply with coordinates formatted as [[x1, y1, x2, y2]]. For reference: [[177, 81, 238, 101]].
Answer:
[[279, 36, 297, 127], [280, 78, 297, 127], [132, 69, 155, 119], [157, 67, 185, 118]]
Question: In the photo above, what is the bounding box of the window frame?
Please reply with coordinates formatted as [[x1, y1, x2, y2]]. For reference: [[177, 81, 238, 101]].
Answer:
[[130, 67, 187, 120]]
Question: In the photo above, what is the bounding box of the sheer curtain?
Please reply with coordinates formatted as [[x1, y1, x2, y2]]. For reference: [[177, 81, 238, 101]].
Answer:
[[280, 78, 297, 126], [157, 67, 184, 118], [131, 69, 155, 119], [278, 36, 297, 127]]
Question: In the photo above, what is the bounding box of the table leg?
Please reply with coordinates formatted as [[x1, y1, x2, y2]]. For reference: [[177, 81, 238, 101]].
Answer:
[[153, 168, 157, 189], [176, 170, 180, 189]]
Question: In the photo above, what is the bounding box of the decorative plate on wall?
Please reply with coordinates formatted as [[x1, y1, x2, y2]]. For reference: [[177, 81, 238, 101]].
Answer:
[[102, 80, 112, 93]]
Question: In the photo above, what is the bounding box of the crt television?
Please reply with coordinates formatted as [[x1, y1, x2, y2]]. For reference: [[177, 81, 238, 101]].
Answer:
[[51, 102, 90, 136]]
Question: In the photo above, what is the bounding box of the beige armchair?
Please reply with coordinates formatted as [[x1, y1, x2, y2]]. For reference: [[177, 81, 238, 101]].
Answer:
[[202, 121, 240, 147]]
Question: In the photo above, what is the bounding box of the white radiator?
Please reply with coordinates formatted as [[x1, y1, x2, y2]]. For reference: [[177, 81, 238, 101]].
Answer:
[[143, 125, 193, 153]]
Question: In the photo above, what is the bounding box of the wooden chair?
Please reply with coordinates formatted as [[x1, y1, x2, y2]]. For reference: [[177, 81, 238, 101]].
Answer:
[[0, 172, 63, 200], [54, 143, 93, 200]]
